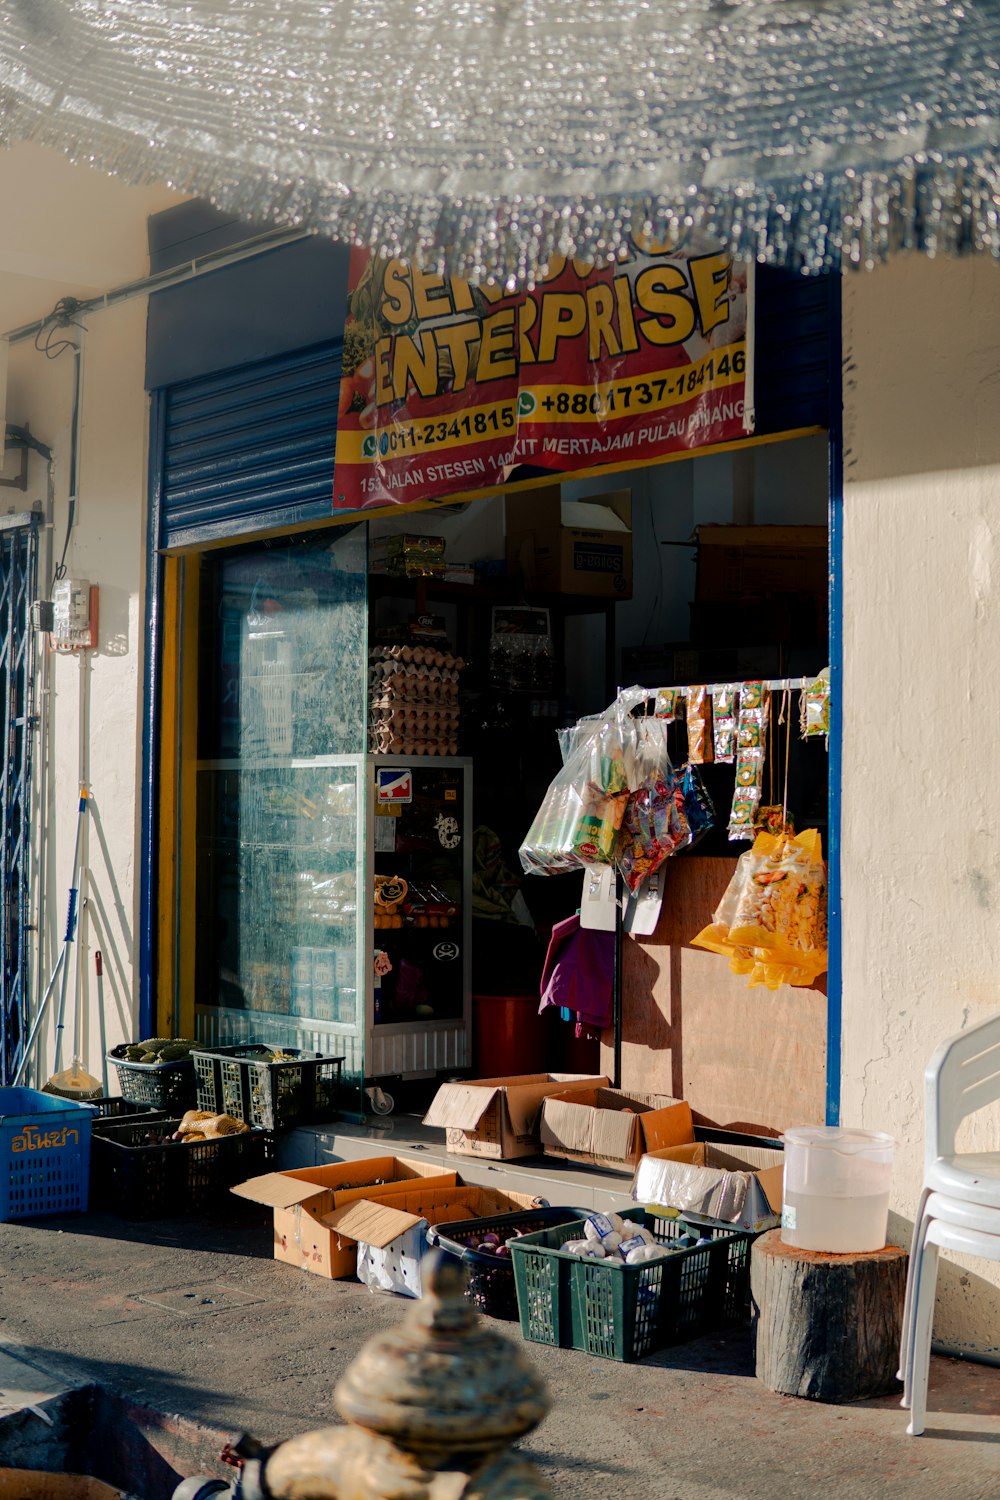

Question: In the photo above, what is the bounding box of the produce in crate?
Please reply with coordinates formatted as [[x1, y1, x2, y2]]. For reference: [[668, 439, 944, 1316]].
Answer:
[[138, 1110, 248, 1144], [123, 1037, 198, 1064]]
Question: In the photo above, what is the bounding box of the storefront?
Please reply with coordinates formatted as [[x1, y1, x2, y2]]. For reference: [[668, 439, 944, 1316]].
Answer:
[[142, 201, 841, 1128]]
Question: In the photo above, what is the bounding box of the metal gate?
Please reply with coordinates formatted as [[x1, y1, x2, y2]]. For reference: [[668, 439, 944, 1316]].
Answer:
[[0, 516, 38, 1085]]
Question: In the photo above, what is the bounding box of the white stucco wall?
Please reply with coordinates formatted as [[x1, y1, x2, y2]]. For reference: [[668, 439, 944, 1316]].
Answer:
[[0, 145, 182, 1087], [7, 300, 154, 1083], [841, 252, 1000, 1355]]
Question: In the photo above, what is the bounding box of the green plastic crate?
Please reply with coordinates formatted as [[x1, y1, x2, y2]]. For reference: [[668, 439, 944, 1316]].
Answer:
[[509, 1208, 753, 1362]]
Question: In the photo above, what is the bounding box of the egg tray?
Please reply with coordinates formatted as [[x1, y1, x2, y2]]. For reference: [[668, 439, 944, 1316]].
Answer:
[[509, 1208, 755, 1362], [191, 1044, 344, 1131], [425, 1206, 583, 1320], [89, 1116, 273, 1219]]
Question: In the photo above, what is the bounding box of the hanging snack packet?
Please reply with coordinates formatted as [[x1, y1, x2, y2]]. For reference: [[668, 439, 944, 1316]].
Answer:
[[753, 803, 794, 837], [728, 682, 769, 841], [682, 764, 715, 847], [800, 668, 831, 740], [686, 686, 714, 764], [655, 688, 681, 720], [712, 685, 739, 763]]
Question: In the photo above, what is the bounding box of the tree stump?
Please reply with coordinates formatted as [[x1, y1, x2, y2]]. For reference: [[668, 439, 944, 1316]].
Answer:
[[751, 1229, 907, 1402]]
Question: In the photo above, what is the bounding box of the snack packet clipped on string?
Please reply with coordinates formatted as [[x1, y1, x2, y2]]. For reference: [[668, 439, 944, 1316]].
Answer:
[[728, 681, 769, 840], [681, 764, 716, 847], [686, 686, 714, 764], [655, 688, 681, 720], [753, 804, 794, 837], [712, 685, 739, 763], [800, 669, 831, 740]]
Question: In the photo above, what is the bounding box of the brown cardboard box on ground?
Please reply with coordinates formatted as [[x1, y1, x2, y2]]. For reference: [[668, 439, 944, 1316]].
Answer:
[[505, 485, 633, 599], [632, 1139, 785, 1232], [539, 1086, 695, 1173], [422, 1073, 609, 1159], [231, 1155, 458, 1278]]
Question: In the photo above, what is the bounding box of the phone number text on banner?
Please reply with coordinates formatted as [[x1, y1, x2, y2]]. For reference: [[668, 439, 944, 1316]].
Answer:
[[333, 246, 750, 513]]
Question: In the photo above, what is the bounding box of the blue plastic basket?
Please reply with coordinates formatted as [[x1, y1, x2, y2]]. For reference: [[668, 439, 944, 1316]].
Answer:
[[0, 1087, 97, 1220]]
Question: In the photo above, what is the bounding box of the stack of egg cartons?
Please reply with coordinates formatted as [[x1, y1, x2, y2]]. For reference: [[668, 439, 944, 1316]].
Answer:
[[368, 644, 463, 755]]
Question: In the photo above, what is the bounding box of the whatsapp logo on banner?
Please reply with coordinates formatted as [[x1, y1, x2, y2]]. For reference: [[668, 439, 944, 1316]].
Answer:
[[362, 435, 377, 458], [517, 391, 536, 418]]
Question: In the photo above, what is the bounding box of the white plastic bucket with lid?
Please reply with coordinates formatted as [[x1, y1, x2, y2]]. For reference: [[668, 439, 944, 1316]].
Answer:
[[781, 1126, 895, 1253]]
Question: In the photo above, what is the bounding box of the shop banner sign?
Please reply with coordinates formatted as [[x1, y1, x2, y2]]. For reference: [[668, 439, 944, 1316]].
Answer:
[[333, 244, 750, 514]]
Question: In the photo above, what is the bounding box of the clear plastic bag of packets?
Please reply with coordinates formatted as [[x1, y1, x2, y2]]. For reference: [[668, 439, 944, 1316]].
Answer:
[[616, 719, 691, 892], [520, 707, 638, 874], [692, 829, 828, 991]]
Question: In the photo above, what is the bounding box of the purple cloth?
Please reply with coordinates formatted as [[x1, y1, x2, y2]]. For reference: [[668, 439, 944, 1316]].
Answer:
[[538, 914, 614, 1032]]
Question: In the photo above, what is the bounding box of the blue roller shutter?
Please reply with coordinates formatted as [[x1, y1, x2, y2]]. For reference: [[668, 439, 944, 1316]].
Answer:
[[754, 267, 838, 435], [159, 340, 343, 550]]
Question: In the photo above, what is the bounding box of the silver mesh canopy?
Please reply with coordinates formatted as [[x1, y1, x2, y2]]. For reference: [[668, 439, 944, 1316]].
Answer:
[[2, 0, 998, 278]]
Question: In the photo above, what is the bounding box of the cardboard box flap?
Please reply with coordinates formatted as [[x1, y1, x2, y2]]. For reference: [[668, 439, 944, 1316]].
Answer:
[[703, 1143, 785, 1173], [562, 496, 631, 533], [755, 1164, 784, 1214], [502, 1078, 594, 1137], [638, 1101, 695, 1154], [423, 1074, 607, 1137], [231, 1172, 331, 1211], [422, 1082, 503, 1132], [321, 1198, 426, 1249]]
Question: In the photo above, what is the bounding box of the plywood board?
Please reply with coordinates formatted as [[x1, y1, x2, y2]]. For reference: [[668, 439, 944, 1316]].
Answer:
[[601, 855, 826, 1134]]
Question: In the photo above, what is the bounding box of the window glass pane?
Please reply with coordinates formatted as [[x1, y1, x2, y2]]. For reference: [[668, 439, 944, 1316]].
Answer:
[[192, 526, 367, 1117]]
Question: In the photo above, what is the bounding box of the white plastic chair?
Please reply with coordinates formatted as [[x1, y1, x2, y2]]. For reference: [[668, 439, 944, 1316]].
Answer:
[[899, 1011, 1000, 1435]]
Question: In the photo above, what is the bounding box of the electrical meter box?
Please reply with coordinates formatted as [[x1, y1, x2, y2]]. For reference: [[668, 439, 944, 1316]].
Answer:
[[51, 578, 96, 648]]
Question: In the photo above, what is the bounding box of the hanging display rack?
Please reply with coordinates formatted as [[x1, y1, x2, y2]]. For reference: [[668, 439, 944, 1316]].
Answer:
[[618, 676, 821, 708]]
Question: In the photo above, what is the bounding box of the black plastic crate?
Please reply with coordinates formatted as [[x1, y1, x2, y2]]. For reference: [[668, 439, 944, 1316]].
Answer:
[[91, 1097, 171, 1135], [192, 1044, 344, 1130], [89, 1116, 272, 1219], [90, 1092, 170, 1128], [107, 1045, 197, 1112], [426, 1206, 583, 1320]]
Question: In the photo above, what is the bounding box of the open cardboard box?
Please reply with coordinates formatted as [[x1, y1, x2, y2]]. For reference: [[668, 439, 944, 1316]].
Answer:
[[232, 1155, 459, 1278], [633, 1138, 784, 1232], [337, 1183, 546, 1298], [506, 486, 633, 600], [539, 1086, 694, 1173], [423, 1073, 608, 1160]]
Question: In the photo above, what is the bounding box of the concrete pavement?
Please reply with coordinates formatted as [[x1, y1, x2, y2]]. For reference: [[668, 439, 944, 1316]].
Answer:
[[2, 1205, 1000, 1499]]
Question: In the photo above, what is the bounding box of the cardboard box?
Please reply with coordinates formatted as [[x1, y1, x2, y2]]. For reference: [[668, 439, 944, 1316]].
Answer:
[[343, 1184, 544, 1299], [539, 1087, 695, 1173], [632, 1139, 785, 1232], [506, 486, 633, 599], [232, 1155, 458, 1278], [695, 524, 827, 603], [423, 1073, 608, 1160]]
